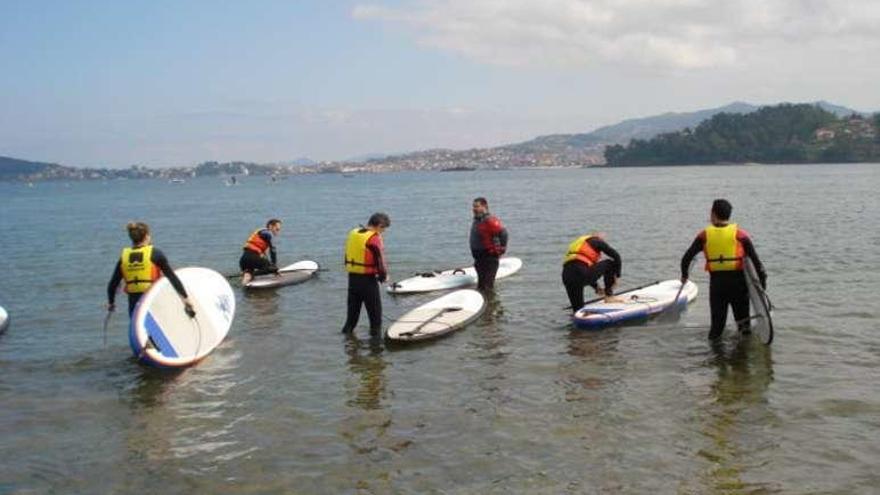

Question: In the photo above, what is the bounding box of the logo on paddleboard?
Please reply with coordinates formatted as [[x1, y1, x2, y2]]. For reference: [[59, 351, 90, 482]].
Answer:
[[216, 294, 232, 322]]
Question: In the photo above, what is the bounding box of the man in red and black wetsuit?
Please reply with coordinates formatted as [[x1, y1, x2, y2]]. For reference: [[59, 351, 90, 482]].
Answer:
[[681, 199, 767, 340], [239, 219, 282, 284], [469, 197, 508, 291]]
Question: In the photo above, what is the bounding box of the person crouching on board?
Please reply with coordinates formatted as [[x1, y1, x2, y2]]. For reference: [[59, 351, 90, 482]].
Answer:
[[341, 213, 390, 337], [239, 218, 283, 285], [470, 197, 508, 292], [106, 222, 194, 317], [561, 232, 623, 313], [680, 199, 767, 341]]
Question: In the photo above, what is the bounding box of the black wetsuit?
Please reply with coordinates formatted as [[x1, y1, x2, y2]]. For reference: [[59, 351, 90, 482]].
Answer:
[[239, 229, 278, 275], [342, 237, 387, 336], [681, 229, 766, 340], [562, 238, 622, 312], [470, 214, 509, 291], [107, 247, 189, 316]]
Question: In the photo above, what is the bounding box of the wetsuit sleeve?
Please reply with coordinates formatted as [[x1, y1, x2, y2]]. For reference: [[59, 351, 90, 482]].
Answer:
[[152, 249, 189, 299], [107, 260, 123, 305], [367, 238, 387, 282], [681, 234, 704, 279], [739, 234, 767, 287], [589, 238, 622, 278], [260, 231, 277, 265]]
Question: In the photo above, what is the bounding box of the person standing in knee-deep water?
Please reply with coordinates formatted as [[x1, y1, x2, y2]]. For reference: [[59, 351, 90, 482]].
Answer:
[[470, 197, 508, 291], [106, 222, 194, 318], [561, 232, 622, 313], [680, 199, 767, 340], [341, 213, 390, 337], [239, 218, 283, 285]]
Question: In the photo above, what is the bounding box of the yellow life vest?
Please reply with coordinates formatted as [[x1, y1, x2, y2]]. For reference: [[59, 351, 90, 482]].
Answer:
[[563, 235, 600, 266], [703, 224, 743, 271], [344, 228, 379, 274], [120, 245, 159, 293]]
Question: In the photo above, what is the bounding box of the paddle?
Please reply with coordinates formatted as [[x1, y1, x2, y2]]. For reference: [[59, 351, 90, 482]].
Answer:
[[656, 258, 697, 321], [399, 307, 463, 337], [102, 311, 112, 348], [565, 280, 660, 311]]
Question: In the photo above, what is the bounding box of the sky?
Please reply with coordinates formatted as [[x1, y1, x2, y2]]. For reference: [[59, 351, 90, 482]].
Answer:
[[1, 0, 879, 167]]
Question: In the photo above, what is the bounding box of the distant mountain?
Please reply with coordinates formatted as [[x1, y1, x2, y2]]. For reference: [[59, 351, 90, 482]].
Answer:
[[0, 156, 69, 180]]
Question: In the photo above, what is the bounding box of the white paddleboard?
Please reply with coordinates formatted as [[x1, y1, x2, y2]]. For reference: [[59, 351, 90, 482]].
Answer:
[[386, 289, 486, 342], [244, 260, 319, 290], [0, 305, 8, 334], [387, 257, 523, 294], [744, 258, 773, 345], [573, 279, 698, 329], [129, 267, 235, 368]]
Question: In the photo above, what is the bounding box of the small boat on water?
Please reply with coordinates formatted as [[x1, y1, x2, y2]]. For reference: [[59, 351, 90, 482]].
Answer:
[[169, 178, 186, 184]]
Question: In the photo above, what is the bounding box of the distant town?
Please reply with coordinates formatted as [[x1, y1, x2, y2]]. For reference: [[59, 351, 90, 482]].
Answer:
[[2, 101, 877, 182]]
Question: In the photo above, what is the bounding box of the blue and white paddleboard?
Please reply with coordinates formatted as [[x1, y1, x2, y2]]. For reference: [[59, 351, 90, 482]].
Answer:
[[573, 279, 698, 330], [0, 305, 9, 335], [129, 267, 235, 368]]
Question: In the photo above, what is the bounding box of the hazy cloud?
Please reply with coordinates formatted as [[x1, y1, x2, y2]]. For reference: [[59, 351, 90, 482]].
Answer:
[[353, 0, 880, 70]]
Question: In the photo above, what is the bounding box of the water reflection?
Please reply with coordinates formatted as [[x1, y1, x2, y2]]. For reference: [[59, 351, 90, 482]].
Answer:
[[697, 336, 776, 493], [339, 336, 396, 491], [242, 289, 282, 334]]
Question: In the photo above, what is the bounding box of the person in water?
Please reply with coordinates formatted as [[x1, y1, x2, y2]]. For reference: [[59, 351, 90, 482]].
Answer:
[[106, 222, 194, 317], [470, 197, 508, 291], [341, 213, 390, 337], [561, 232, 623, 312], [681, 199, 767, 340], [239, 218, 282, 285]]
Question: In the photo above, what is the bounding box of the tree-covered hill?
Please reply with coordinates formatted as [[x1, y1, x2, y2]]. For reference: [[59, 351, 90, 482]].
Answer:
[[604, 104, 880, 166]]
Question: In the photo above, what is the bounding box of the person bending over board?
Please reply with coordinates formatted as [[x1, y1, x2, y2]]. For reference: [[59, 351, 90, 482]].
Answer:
[[561, 232, 623, 312], [106, 222, 194, 317], [680, 199, 767, 340], [470, 197, 508, 291], [341, 213, 391, 337], [239, 218, 283, 285]]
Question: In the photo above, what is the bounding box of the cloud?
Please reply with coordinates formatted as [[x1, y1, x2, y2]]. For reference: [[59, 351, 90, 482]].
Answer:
[[352, 0, 880, 70]]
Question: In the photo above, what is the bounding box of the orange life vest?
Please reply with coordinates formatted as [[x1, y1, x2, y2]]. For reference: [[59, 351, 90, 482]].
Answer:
[[563, 235, 601, 266], [243, 229, 270, 255]]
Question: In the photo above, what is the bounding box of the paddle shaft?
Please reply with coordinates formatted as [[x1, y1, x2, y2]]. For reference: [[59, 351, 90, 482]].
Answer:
[[401, 307, 462, 336]]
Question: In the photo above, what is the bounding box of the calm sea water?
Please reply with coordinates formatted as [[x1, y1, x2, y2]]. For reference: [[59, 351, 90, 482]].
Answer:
[[1, 164, 879, 494]]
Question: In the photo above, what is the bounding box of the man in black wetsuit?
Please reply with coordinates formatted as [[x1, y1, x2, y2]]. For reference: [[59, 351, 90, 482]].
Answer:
[[239, 219, 282, 284], [106, 222, 193, 317], [681, 199, 767, 340], [470, 197, 508, 291], [561, 232, 622, 312]]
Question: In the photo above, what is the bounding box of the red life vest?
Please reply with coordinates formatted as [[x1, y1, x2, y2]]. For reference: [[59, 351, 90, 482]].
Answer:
[[475, 216, 506, 256], [243, 229, 270, 255]]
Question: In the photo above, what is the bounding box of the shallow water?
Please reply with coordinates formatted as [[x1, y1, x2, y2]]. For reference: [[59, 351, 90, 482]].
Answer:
[[1, 164, 879, 493]]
